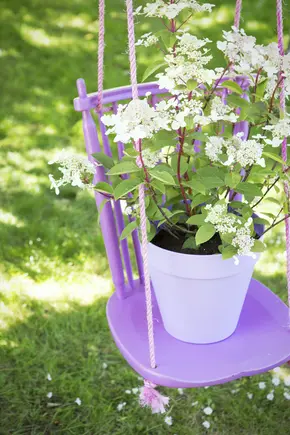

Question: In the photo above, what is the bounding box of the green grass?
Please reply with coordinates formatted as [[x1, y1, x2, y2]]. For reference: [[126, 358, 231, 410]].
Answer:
[[1, 0, 290, 433]]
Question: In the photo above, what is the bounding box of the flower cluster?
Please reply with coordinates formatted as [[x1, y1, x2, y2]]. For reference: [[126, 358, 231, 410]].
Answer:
[[196, 95, 238, 125], [136, 0, 214, 20], [263, 116, 290, 147], [48, 150, 96, 195], [102, 99, 169, 143], [232, 219, 256, 257], [156, 33, 216, 92], [135, 32, 159, 47], [141, 149, 162, 168], [205, 203, 237, 234], [205, 133, 265, 168]]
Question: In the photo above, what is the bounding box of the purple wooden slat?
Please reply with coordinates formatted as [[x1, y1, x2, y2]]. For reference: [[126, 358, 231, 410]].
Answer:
[[76, 79, 126, 299], [97, 112, 134, 288], [112, 101, 144, 284], [107, 278, 290, 387], [74, 83, 168, 112]]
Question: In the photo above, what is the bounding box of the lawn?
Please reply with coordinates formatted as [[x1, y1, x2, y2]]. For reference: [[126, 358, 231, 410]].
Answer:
[[1, 0, 290, 433]]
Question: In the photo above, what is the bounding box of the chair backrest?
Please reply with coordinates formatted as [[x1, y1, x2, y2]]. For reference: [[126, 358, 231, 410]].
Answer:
[[74, 79, 167, 300]]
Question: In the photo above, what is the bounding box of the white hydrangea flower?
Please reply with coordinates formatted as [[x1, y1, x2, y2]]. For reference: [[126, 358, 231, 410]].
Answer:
[[205, 136, 224, 162], [203, 406, 213, 415], [164, 415, 173, 426], [48, 150, 96, 194], [202, 421, 211, 429], [263, 116, 290, 147], [102, 99, 170, 143], [205, 203, 237, 234], [137, 1, 214, 20], [217, 27, 264, 74], [258, 382, 266, 390], [262, 42, 281, 77], [142, 149, 162, 168], [232, 220, 256, 257], [223, 134, 265, 168], [136, 32, 159, 47], [209, 96, 239, 123]]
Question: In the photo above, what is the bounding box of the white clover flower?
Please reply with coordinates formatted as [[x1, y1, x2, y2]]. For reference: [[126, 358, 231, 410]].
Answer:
[[47, 373, 52, 381], [117, 402, 126, 411], [247, 392, 253, 400], [48, 150, 96, 194], [47, 392, 53, 399], [164, 415, 173, 426], [125, 390, 132, 394], [136, 32, 159, 47], [231, 389, 239, 394], [132, 388, 139, 394], [192, 401, 199, 406], [75, 398, 82, 406], [102, 362, 108, 369], [259, 382, 266, 390], [272, 376, 280, 387], [284, 376, 290, 387], [139, 1, 214, 20], [177, 388, 184, 395], [203, 406, 213, 415], [202, 421, 211, 429], [272, 367, 281, 373], [284, 391, 290, 400], [266, 391, 274, 401]]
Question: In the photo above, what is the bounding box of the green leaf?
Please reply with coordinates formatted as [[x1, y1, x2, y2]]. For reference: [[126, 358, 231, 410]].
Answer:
[[221, 80, 244, 95], [227, 94, 250, 109], [265, 197, 282, 206], [229, 200, 244, 209], [191, 194, 212, 209], [186, 214, 206, 226], [255, 79, 268, 101], [170, 154, 189, 174], [253, 217, 269, 226], [107, 161, 140, 176], [236, 183, 263, 197], [252, 239, 266, 252], [94, 182, 113, 195], [182, 237, 197, 250], [263, 151, 286, 165], [92, 152, 114, 169], [119, 220, 138, 241], [190, 131, 208, 142], [195, 223, 216, 245], [225, 172, 241, 189], [221, 245, 238, 260], [151, 179, 166, 194], [114, 179, 141, 200], [150, 170, 176, 185], [187, 79, 198, 91], [142, 61, 167, 82]]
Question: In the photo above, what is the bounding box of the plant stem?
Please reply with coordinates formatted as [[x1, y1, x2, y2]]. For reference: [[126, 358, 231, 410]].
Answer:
[[269, 76, 284, 113], [253, 68, 263, 103], [261, 212, 290, 237], [252, 177, 280, 208], [177, 127, 191, 216], [203, 62, 232, 110]]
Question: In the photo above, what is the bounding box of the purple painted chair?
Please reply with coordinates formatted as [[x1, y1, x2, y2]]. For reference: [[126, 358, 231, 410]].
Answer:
[[74, 80, 290, 388]]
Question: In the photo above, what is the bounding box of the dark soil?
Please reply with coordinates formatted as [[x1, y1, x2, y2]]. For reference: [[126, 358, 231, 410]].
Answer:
[[151, 226, 222, 255]]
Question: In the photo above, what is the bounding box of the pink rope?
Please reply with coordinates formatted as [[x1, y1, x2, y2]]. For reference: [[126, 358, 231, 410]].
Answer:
[[97, 0, 105, 111], [125, 0, 156, 369], [276, 0, 290, 324], [234, 0, 242, 29]]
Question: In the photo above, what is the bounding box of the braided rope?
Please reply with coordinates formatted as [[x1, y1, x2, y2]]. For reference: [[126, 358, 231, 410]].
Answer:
[[276, 0, 290, 324], [97, 0, 105, 111], [234, 0, 242, 28], [125, 0, 156, 368]]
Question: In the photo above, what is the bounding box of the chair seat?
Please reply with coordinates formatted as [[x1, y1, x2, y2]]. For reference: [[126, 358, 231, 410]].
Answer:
[[107, 279, 290, 388]]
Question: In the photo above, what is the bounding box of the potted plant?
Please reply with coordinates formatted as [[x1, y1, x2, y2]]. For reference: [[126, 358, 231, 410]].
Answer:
[[49, 1, 290, 344]]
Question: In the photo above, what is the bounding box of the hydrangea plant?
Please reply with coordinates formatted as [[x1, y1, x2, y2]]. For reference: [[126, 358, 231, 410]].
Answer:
[[49, 0, 290, 262]]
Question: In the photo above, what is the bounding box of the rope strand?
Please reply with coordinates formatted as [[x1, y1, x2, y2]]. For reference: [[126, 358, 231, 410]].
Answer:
[[125, 0, 156, 369], [234, 0, 242, 28], [276, 0, 290, 325], [97, 0, 105, 111]]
